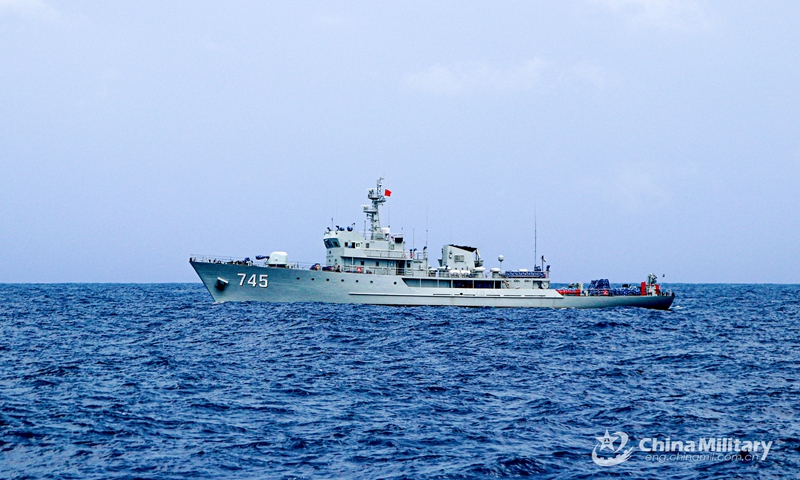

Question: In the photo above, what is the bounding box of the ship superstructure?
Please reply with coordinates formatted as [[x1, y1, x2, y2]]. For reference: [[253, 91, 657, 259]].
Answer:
[[190, 178, 674, 309]]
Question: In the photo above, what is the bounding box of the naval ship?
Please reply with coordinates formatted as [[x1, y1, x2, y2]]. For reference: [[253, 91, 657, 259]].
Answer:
[[190, 179, 674, 309]]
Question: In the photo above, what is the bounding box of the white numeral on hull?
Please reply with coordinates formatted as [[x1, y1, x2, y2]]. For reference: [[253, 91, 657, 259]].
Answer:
[[238, 273, 268, 288]]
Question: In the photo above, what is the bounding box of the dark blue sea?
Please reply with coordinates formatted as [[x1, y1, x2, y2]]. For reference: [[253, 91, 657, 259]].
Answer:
[[1, 284, 798, 479]]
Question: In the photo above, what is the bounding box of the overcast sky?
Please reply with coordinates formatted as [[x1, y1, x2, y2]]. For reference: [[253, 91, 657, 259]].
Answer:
[[1, 1, 798, 283]]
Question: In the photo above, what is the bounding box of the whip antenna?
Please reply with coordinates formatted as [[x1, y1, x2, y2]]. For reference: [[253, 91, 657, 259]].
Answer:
[[534, 199, 537, 267]]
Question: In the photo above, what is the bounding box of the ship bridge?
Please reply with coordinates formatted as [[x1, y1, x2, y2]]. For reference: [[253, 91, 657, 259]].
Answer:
[[322, 178, 430, 276]]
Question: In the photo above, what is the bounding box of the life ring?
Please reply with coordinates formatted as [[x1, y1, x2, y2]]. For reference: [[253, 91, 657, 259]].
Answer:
[[602, 289, 609, 296], [356, 267, 362, 273]]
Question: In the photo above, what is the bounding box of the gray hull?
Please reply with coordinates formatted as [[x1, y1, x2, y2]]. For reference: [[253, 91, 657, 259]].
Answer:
[[191, 261, 675, 310]]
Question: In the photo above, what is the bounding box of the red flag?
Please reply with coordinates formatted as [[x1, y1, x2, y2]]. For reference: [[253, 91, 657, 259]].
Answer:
[[384, 189, 392, 197]]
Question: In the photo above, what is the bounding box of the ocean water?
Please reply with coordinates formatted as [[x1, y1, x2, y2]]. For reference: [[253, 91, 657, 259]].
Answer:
[[1, 283, 798, 479]]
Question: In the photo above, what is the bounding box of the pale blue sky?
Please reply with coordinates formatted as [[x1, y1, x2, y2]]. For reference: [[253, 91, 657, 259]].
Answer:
[[1, 1, 798, 283]]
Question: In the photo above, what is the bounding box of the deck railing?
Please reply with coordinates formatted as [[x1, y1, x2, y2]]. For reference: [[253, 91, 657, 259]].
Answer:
[[192, 255, 540, 280]]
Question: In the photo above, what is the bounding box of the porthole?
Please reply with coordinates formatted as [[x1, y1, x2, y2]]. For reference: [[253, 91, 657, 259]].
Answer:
[[311, 278, 315, 281], [326, 279, 329, 282], [394, 282, 397, 285], [341, 279, 344, 282], [356, 280, 359, 283]]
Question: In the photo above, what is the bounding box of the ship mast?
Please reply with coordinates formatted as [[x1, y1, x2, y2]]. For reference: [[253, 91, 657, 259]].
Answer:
[[363, 177, 387, 240]]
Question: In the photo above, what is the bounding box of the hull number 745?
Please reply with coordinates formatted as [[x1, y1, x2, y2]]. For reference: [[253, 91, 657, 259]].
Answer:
[[238, 273, 268, 288]]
